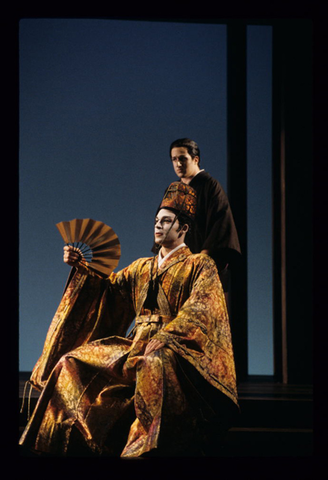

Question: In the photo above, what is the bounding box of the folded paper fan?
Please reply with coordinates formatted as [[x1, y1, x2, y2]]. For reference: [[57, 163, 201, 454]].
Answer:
[[56, 218, 121, 276]]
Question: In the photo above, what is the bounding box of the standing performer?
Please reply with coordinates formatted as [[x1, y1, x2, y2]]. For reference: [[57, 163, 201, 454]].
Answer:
[[168, 138, 241, 295], [19, 182, 238, 457]]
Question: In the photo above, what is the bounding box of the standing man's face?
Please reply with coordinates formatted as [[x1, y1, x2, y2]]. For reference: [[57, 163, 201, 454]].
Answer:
[[171, 147, 200, 183]]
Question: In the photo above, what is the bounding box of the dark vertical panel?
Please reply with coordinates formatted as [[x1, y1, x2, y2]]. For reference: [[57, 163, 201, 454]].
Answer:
[[272, 22, 287, 383], [227, 22, 248, 381], [272, 20, 313, 384]]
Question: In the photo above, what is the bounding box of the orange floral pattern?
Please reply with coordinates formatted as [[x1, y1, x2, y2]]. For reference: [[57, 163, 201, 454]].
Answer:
[[160, 181, 197, 220]]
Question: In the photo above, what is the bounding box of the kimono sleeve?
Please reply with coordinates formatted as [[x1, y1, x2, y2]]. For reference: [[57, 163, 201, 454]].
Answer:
[[30, 264, 135, 390], [201, 178, 241, 267]]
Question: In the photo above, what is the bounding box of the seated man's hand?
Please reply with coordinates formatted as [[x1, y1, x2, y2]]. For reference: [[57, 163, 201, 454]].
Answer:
[[144, 339, 165, 356], [63, 245, 82, 267]]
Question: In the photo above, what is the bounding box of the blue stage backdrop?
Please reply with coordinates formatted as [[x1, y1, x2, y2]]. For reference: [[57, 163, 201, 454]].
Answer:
[[19, 18, 272, 375]]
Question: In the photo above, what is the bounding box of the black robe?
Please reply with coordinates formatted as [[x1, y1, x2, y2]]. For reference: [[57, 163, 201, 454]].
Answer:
[[187, 171, 241, 271]]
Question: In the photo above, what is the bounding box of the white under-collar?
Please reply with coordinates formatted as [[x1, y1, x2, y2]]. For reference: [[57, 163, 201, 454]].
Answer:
[[158, 243, 186, 268], [191, 169, 204, 180]]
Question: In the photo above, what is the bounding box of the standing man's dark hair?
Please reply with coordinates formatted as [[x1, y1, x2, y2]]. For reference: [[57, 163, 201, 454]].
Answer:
[[169, 138, 201, 166]]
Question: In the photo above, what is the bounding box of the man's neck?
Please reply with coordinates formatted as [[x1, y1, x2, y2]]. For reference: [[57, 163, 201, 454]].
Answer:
[[181, 168, 203, 185], [159, 242, 186, 263]]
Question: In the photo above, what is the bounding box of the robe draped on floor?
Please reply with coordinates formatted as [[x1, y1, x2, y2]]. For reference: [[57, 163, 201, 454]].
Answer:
[[19, 246, 238, 457]]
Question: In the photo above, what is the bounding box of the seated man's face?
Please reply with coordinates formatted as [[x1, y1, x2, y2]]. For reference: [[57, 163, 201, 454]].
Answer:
[[154, 209, 186, 248]]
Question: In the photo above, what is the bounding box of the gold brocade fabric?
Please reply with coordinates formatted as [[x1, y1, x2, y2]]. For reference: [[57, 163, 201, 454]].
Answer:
[[19, 247, 238, 457]]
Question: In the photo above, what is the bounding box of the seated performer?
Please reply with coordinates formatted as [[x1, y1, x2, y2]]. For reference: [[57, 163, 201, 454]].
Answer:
[[19, 182, 239, 457]]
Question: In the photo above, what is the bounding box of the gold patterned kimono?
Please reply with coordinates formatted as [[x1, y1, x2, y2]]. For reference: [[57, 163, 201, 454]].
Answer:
[[19, 246, 238, 457]]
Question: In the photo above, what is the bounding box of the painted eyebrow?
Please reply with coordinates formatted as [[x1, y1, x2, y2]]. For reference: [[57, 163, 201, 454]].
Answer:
[[155, 216, 174, 222]]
